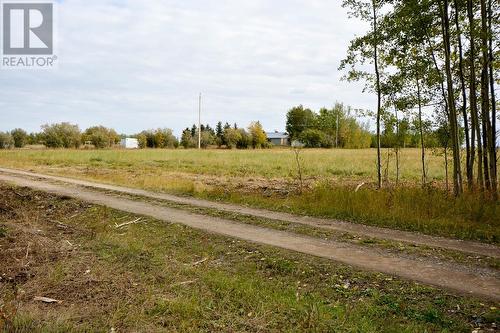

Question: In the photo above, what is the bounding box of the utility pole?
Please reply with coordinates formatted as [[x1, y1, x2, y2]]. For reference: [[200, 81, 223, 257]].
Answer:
[[198, 93, 201, 149]]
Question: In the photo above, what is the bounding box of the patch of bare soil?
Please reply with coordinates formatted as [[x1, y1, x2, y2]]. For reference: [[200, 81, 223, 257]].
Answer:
[[0, 185, 141, 331]]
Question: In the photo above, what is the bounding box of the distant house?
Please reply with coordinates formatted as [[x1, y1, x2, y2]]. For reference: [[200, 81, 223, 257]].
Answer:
[[266, 131, 289, 146], [120, 138, 139, 149]]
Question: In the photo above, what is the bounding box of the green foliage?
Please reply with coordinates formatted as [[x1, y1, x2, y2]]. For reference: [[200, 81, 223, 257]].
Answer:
[[340, 0, 500, 194], [177, 121, 270, 150], [248, 121, 268, 148], [176, 121, 271, 150], [286, 103, 372, 149], [136, 128, 178, 149], [26, 132, 44, 145], [434, 123, 452, 149], [41, 122, 81, 148], [0, 224, 6, 237], [286, 105, 316, 139], [82, 125, 119, 149], [299, 129, 327, 148], [135, 133, 148, 149], [223, 127, 242, 149], [0, 132, 13, 149], [180, 128, 196, 149], [199, 130, 215, 148], [179, 127, 215, 149], [10, 128, 28, 148], [154, 128, 178, 148], [236, 128, 252, 149], [215, 121, 224, 147]]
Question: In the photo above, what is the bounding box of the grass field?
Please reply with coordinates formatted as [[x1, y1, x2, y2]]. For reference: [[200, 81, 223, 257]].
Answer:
[[0, 148, 449, 182], [0, 148, 498, 243], [1, 185, 498, 332]]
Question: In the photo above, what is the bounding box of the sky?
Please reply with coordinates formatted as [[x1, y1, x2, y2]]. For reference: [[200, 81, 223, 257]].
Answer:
[[0, 0, 374, 136]]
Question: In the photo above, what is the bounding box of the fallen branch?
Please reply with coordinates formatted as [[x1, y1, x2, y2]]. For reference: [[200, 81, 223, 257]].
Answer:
[[355, 182, 366, 192], [115, 218, 142, 229], [34, 296, 62, 304], [190, 257, 208, 266]]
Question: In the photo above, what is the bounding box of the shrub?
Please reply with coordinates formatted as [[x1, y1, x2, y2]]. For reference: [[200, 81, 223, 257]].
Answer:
[[299, 129, 326, 148], [0, 132, 13, 149], [11, 128, 28, 148], [137, 128, 178, 148], [153, 128, 178, 148], [223, 128, 242, 149], [83, 126, 119, 148], [248, 121, 268, 148], [41, 123, 81, 148], [236, 129, 252, 149], [200, 130, 215, 148], [180, 129, 196, 149], [136, 133, 148, 149]]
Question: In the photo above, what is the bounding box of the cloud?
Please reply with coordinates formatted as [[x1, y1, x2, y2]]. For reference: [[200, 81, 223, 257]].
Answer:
[[0, 0, 374, 135]]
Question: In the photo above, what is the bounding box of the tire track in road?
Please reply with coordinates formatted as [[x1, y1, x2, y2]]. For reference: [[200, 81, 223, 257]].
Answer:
[[0, 172, 499, 301], [0, 167, 498, 258]]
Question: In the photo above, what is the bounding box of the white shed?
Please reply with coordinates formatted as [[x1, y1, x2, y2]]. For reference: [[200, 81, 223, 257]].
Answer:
[[120, 138, 139, 149]]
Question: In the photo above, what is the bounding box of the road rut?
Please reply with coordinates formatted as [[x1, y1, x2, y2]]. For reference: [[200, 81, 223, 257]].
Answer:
[[0, 167, 498, 258], [0, 172, 499, 300]]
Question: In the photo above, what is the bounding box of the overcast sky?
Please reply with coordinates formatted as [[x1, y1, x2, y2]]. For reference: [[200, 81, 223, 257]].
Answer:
[[0, 0, 374, 136]]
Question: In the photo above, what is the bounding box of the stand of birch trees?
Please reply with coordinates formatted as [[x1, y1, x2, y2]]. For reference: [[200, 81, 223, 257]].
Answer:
[[340, 0, 498, 198]]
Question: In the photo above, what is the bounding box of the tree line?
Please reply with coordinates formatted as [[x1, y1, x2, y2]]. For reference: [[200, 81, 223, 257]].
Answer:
[[0, 104, 464, 152], [286, 103, 372, 148], [0, 121, 271, 150], [340, 0, 498, 197], [0, 124, 121, 149], [285, 103, 452, 149], [180, 121, 269, 149]]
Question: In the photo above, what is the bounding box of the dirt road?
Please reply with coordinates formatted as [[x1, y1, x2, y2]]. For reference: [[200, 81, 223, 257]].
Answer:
[[0, 167, 497, 258], [0, 171, 499, 300]]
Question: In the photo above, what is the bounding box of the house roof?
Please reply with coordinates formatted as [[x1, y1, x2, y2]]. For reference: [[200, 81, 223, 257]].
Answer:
[[266, 132, 289, 139]]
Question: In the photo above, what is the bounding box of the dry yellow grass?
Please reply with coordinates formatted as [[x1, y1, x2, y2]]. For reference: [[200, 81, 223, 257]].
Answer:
[[0, 147, 449, 183], [0, 148, 497, 243]]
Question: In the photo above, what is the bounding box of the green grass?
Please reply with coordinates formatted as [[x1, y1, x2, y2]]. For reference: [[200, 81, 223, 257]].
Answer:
[[203, 183, 499, 243], [0, 148, 498, 243], [2, 189, 498, 332], [115, 191, 500, 270], [0, 225, 6, 238]]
